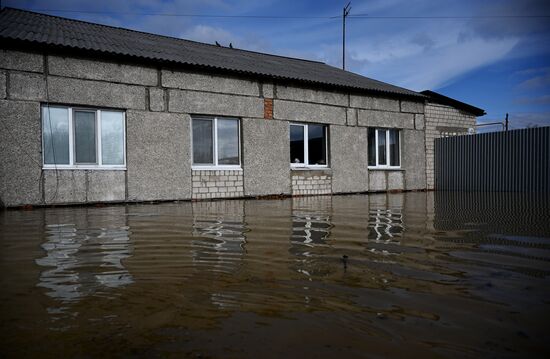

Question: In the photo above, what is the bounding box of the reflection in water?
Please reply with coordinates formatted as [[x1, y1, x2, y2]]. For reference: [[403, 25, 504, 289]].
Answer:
[[35, 213, 133, 304], [367, 195, 404, 258], [1, 192, 549, 358], [191, 200, 247, 275], [291, 196, 332, 247]]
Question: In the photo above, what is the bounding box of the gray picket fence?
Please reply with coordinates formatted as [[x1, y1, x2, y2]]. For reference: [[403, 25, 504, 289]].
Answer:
[[435, 126, 550, 192]]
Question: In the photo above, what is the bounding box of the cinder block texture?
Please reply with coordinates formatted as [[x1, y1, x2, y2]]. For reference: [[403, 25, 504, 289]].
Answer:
[[350, 95, 400, 112], [291, 170, 332, 196], [0, 100, 42, 206], [162, 70, 259, 96], [400, 100, 425, 114], [415, 114, 425, 130], [346, 108, 358, 126], [148, 88, 165, 112], [368, 171, 387, 191], [192, 170, 244, 199], [0, 49, 43, 72], [357, 109, 414, 129], [169, 90, 263, 118], [424, 103, 476, 189], [402, 129, 427, 190], [242, 118, 290, 196], [9, 72, 46, 101], [262, 83, 274, 98], [273, 100, 346, 125], [330, 125, 368, 193], [44, 170, 87, 204], [87, 171, 126, 202], [126, 110, 191, 201], [387, 171, 404, 190], [48, 76, 146, 110], [48, 56, 158, 86], [277, 85, 348, 106], [0, 72, 6, 99]]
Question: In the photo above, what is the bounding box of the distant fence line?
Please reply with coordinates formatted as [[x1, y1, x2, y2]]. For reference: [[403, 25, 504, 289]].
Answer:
[[435, 126, 550, 192]]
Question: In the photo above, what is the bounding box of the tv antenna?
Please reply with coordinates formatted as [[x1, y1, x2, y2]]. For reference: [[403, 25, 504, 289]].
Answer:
[[342, 2, 351, 70]]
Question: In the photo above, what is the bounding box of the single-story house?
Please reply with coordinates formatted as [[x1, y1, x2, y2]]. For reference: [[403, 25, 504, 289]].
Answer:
[[0, 8, 485, 207]]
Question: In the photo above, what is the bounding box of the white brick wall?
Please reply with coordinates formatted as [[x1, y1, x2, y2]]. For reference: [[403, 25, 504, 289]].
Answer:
[[192, 170, 244, 199], [291, 172, 332, 196], [424, 103, 476, 189]]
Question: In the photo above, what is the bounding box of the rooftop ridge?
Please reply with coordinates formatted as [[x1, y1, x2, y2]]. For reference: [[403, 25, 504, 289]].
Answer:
[[1, 7, 326, 65]]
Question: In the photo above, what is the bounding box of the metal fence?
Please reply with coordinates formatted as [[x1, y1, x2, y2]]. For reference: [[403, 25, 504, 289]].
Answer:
[[435, 126, 550, 192]]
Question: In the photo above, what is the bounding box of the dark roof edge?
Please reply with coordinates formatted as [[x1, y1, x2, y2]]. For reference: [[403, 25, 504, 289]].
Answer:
[[0, 7, 325, 65], [1, 39, 425, 101], [421, 90, 486, 116]]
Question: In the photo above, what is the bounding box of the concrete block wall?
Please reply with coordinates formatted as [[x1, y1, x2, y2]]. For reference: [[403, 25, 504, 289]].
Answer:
[[291, 171, 332, 196], [0, 47, 432, 207], [424, 103, 476, 189], [192, 170, 244, 200]]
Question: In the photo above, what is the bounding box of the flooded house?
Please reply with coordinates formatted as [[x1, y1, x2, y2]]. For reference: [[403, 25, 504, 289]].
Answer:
[[0, 8, 484, 208]]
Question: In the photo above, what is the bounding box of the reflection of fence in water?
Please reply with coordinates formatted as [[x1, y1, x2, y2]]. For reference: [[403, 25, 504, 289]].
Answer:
[[433, 191, 550, 276], [433, 191, 550, 237]]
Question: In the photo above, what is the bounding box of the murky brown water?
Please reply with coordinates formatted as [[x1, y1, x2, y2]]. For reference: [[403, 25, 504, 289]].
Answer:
[[1, 192, 549, 358]]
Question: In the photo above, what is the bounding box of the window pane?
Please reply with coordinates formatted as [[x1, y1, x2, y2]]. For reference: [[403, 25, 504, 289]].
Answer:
[[377, 129, 387, 165], [42, 107, 70, 165], [290, 125, 304, 164], [192, 119, 214, 164], [368, 128, 376, 166], [217, 119, 239, 165], [74, 111, 97, 164], [389, 129, 400, 166], [101, 111, 125, 165], [308, 124, 327, 165]]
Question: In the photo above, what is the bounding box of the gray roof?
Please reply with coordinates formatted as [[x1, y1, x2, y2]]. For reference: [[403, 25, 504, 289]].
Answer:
[[0, 7, 423, 99], [421, 90, 485, 116]]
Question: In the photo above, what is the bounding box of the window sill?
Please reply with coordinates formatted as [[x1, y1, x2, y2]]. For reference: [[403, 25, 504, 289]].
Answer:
[[368, 167, 403, 171], [291, 167, 331, 171], [43, 166, 126, 171], [192, 166, 242, 171]]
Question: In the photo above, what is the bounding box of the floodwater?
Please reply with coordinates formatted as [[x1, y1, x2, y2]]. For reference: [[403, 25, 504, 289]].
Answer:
[[1, 192, 549, 358]]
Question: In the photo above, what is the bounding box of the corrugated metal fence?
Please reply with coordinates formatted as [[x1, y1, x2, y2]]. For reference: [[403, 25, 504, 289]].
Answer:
[[435, 126, 550, 192]]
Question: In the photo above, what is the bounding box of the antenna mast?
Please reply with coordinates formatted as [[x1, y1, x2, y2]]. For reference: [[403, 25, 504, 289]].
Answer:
[[342, 2, 351, 70]]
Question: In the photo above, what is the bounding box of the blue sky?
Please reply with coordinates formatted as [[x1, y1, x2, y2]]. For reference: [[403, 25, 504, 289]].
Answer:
[[4, 0, 550, 131]]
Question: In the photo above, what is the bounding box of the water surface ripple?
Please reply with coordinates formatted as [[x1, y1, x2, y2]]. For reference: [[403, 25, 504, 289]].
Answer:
[[1, 192, 549, 358]]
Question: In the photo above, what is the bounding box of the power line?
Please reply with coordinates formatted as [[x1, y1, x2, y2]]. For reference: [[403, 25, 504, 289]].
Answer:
[[17, 8, 339, 19], [350, 14, 550, 19], [8, 8, 550, 20]]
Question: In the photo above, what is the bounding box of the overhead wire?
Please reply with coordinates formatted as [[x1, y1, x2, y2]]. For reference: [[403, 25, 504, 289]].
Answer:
[[8, 7, 550, 20]]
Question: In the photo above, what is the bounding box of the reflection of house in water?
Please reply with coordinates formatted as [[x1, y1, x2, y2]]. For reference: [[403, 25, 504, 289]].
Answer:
[[368, 194, 404, 243], [366, 194, 405, 256], [289, 196, 333, 277], [291, 196, 332, 250], [191, 200, 248, 275], [35, 208, 133, 303]]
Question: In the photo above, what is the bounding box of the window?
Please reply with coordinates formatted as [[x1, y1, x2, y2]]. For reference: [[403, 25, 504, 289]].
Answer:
[[192, 116, 241, 168], [290, 123, 328, 167], [368, 128, 400, 168], [42, 106, 126, 169]]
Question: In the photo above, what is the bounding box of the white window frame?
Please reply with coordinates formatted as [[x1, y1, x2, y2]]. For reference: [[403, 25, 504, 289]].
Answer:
[[290, 123, 329, 169], [42, 105, 126, 170], [191, 116, 242, 170], [368, 128, 401, 169]]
